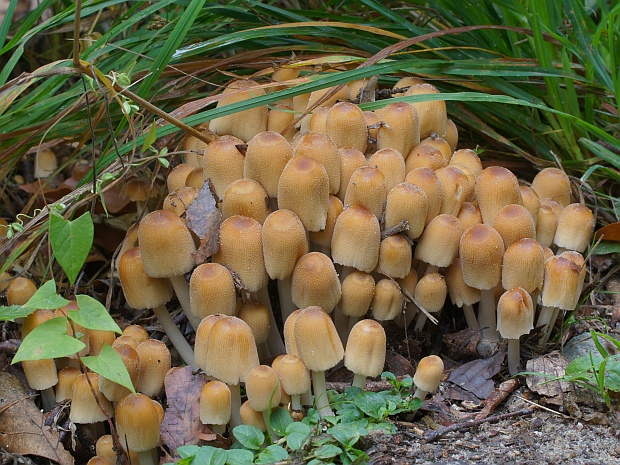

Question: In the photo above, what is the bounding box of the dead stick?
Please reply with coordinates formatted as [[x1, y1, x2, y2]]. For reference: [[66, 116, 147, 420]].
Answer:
[[381, 220, 409, 240], [422, 408, 533, 442]]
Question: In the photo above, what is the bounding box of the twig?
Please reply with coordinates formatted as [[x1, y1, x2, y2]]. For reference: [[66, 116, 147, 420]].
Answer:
[[514, 395, 571, 419], [422, 408, 534, 442], [380, 220, 409, 240]]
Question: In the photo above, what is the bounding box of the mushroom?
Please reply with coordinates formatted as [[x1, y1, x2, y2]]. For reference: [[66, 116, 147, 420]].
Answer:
[[344, 319, 386, 390], [405, 83, 447, 139], [136, 339, 171, 398], [343, 166, 387, 221], [404, 167, 444, 226], [202, 135, 245, 200], [200, 380, 231, 435], [245, 365, 282, 439], [368, 148, 406, 193], [325, 102, 368, 153], [384, 182, 428, 242], [497, 288, 534, 375], [553, 203, 595, 254], [531, 167, 572, 207], [336, 147, 367, 202], [115, 393, 161, 465], [274, 354, 311, 412], [376, 101, 420, 157], [413, 355, 444, 400]]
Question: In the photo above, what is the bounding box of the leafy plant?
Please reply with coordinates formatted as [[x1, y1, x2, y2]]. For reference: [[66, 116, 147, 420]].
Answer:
[[166, 373, 422, 465]]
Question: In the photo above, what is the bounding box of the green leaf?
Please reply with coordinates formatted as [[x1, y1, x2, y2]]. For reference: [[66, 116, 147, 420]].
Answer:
[[284, 422, 312, 451], [177, 445, 201, 459], [142, 122, 157, 151], [328, 421, 368, 448], [302, 408, 320, 427], [314, 444, 342, 459], [12, 317, 85, 363], [68, 295, 121, 333], [591, 241, 620, 255], [23, 279, 70, 310], [605, 359, 620, 392], [81, 344, 136, 394], [0, 305, 36, 322], [49, 211, 94, 285], [353, 391, 388, 419], [255, 445, 288, 464], [225, 449, 254, 465], [269, 407, 293, 437], [192, 446, 228, 465], [232, 425, 264, 450]]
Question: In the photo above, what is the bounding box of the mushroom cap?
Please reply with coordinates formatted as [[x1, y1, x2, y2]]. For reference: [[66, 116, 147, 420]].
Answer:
[[6, 276, 38, 306], [435, 166, 470, 216], [497, 287, 534, 339], [343, 166, 387, 221], [136, 339, 171, 398], [377, 234, 412, 279], [283, 309, 303, 356], [99, 343, 141, 402], [340, 271, 376, 318], [239, 400, 266, 431], [502, 238, 545, 293], [405, 144, 446, 172], [115, 393, 161, 452], [56, 366, 81, 402], [414, 272, 447, 314], [309, 195, 344, 248], [200, 380, 231, 426], [404, 83, 447, 139], [194, 314, 228, 369], [221, 178, 270, 225], [291, 252, 342, 313], [553, 203, 595, 253], [376, 102, 420, 157], [492, 204, 536, 249], [122, 325, 149, 344], [70, 373, 113, 424], [189, 263, 237, 319], [457, 201, 482, 230], [531, 167, 572, 207], [293, 133, 340, 195], [118, 247, 174, 310], [244, 131, 293, 198], [237, 300, 271, 345], [541, 255, 584, 310], [519, 186, 540, 227], [326, 102, 368, 154], [22, 359, 58, 391], [475, 166, 521, 226], [262, 209, 309, 280], [331, 205, 380, 272], [203, 135, 245, 200], [371, 279, 403, 321], [384, 182, 428, 240], [245, 365, 282, 411], [294, 306, 344, 372], [450, 148, 482, 177], [368, 148, 406, 193], [337, 148, 367, 202], [275, 354, 311, 396], [459, 224, 505, 290], [536, 199, 563, 247], [445, 258, 481, 307], [344, 319, 386, 378], [414, 214, 463, 268], [413, 355, 444, 394], [138, 210, 196, 278], [404, 167, 445, 226]]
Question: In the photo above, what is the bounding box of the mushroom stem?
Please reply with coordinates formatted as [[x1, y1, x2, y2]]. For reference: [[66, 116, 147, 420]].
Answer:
[[210, 424, 227, 435], [507, 339, 521, 376], [137, 450, 156, 465], [278, 276, 295, 323], [253, 288, 285, 356], [462, 304, 479, 330], [334, 307, 349, 345], [41, 387, 56, 412], [351, 373, 367, 390], [228, 383, 243, 430], [478, 289, 499, 342], [151, 305, 197, 370], [290, 394, 302, 411], [311, 370, 333, 418], [300, 389, 313, 407], [169, 275, 201, 330], [537, 306, 559, 346], [413, 387, 429, 400], [413, 311, 427, 332]]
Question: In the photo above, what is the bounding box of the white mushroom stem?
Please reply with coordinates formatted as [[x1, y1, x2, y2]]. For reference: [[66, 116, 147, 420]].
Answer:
[[311, 370, 333, 418], [152, 305, 197, 370], [228, 383, 242, 430], [41, 387, 56, 412], [413, 387, 429, 400], [169, 275, 201, 330], [300, 389, 313, 407], [537, 305, 559, 346], [137, 450, 156, 465], [352, 373, 367, 390], [507, 339, 521, 376], [253, 288, 285, 356], [462, 304, 479, 330], [334, 307, 349, 345], [278, 276, 295, 323], [478, 289, 499, 342], [290, 394, 302, 411]]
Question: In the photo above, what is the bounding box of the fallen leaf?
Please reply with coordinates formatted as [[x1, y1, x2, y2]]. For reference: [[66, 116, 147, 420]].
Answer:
[[447, 348, 505, 399], [525, 351, 572, 398], [385, 350, 414, 378], [442, 328, 481, 361], [594, 222, 620, 242], [160, 366, 206, 457], [185, 181, 221, 265], [0, 372, 74, 465], [475, 378, 520, 420]]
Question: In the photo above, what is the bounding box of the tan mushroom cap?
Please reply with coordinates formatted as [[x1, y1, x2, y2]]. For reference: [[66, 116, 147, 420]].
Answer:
[[497, 287, 534, 339], [414, 214, 464, 268], [136, 339, 171, 398], [326, 102, 368, 153], [405, 167, 445, 226], [221, 178, 270, 225], [519, 186, 540, 227], [99, 343, 141, 402], [554, 203, 595, 253], [405, 83, 447, 139], [239, 400, 266, 431], [245, 365, 282, 412], [475, 166, 521, 226], [70, 373, 113, 424], [237, 300, 271, 346], [56, 366, 80, 402], [339, 271, 376, 318], [291, 252, 342, 313], [344, 319, 386, 378], [444, 119, 459, 152], [309, 195, 344, 249], [435, 166, 469, 216], [167, 163, 196, 193], [368, 148, 406, 193], [413, 355, 444, 394], [405, 144, 446, 172], [384, 182, 428, 241], [293, 132, 341, 195], [189, 263, 237, 319], [541, 255, 583, 310], [531, 167, 572, 207], [376, 102, 420, 157], [283, 309, 303, 356], [294, 306, 344, 372], [203, 135, 245, 200], [244, 131, 293, 198], [457, 202, 482, 230], [420, 136, 451, 164], [200, 380, 231, 426], [445, 258, 481, 307], [459, 224, 505, 290], [536, 199, 563, 247], [6, 276, 37, 306], [450, 148, 482, 177], [276, 354, 311, 396], [502, 238, 545, 293], [122, 325, 149, 344], [112, 335, 139, 350], [194, 314, 228, 369], [138, 210, 196, 278], [371, 278, 403, 321], [22, 359, 57, 391], [115, 393, 161, 452], [118, 247, 173, 310], [308, 106, 330, 134], [331, 205, 380, 273], [377, 234, 412, 279], [262, 209, 308, 280], [267, 104, 296, 141], [492, 204, 536, 249], [337, 147, 367, 202], [414, 272, 447, 314], [343, 166, 387, 221]]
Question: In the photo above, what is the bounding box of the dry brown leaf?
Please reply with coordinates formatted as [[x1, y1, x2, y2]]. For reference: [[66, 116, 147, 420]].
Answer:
[[475, 378, 520, 420], [594, 222, 620, 242], [186, 181, 221, 265], [442, 328, 481, 361], [160, 366, 206, 457], [447, 348, 505, 399], [0, 372, 74, 465], [525, 351, 572, 398]]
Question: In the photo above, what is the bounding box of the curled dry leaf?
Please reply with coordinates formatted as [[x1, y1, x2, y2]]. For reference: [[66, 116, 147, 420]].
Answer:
[[525, 351, 572, 399], [160, 366, 206, 457], [185, 180, 222, 265], [0, 372, 74, 465], [447, 348, 505, 400]]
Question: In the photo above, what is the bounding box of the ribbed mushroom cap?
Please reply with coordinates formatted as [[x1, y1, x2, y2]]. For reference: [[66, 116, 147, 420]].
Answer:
[[459, 224, 505, 290], [309, 195, 344, 249], [405, 167, 445, 226], [445, 258, 481, 307], [368, 148, 406, 193], [283, 309, 302, 356], [435, 166, 469, 217], [475, 166, 521, 226], [244, 131, 293, 198], [203, 316, 259, 384], [185, 167, 204, 189], [262, 209, 308, 280], [457, 202, 482, 230], [6, 276, 37, 306], [531, 167, 572, 207], [497, 287, 534, 339], [200, 380, 231, 425], [414, 272, 447, 314], [278, 156, 330, 231], [212, 215, 268, 293], [239, 400, 266, 431], [536, 199, 563, 247], [22, 359, 57, 391], [326, 102, 368, 153], [339, 271, 375, 318], [34, 149, 57, 179], [331, 205, 380, 273], [194, 314, 228, 369], [268, 104, 296, 141], [343, 166, 387, 220], [70, 373, 113, 424], [377, 234, 412, 279], [450, 148, 482, 177], [222, 178, 270, 225], [337, 148, 367, 202], [189, 263, 237, 319], [492, 204, 536, 249], [392, 76, 425, 95], [275, 354, 311, 396], [56, 366, 80, 402], [344, 319, 386, 378], [246, 365, 282, 411], [384, 182, 428, 240], [405, 83, 447, 139], [541, 255, 583, 310], [397, 268, 419, 301], [167, 163, 196, 193], [308, 106, 330, 134], [138, 210, 196, 278], [371, 279, 403, 321], [294, 306, 344, 372], [122, 325, 149, 344], [293, 132, 341, 195], [237, 300, 271, 346], [209, 80, 268, 142], [115, 393, 161, 452], [376, 102, 420, 157], [445, 119, 458, 152], [22, 309, 53, 338], [554, 203, 595, 253], [519, 186, 540, 227], [112, 335, 138, 350], [405, 144, 447, 172], [203, 135, 245, 200], [118, 247, 174, 310], [502, 238, 545, 293], [99, 343, 141, 402], [420, 136, 451, 164], [136, 339, 171, 398], [413, 355, 444, 393], [306, 85, 352, 110], [291, 252, 342, 313], [414, 214, 463, 268]]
